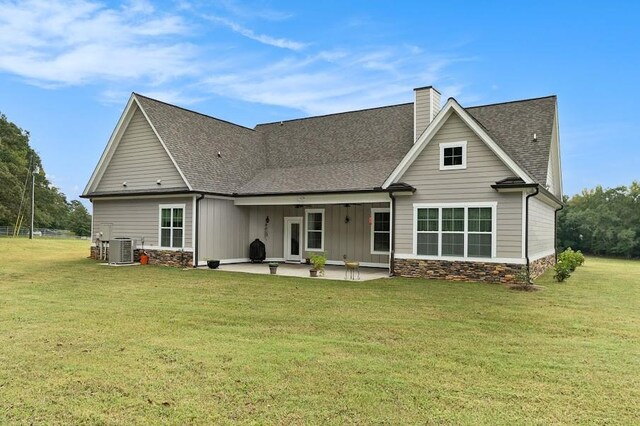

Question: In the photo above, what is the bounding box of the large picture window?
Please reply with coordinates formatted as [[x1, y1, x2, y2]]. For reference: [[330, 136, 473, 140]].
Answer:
[[414, 203, 495, 258], [371, 208, 390, 254], [305, 209, 324, 251], [159, 204, 184, 248]]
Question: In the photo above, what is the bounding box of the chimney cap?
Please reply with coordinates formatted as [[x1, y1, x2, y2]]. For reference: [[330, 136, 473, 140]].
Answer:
[[413, 85, 441, 94]]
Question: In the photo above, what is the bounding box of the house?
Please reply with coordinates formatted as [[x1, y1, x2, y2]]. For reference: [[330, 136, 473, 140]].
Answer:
[[81, 86, 563, 283]]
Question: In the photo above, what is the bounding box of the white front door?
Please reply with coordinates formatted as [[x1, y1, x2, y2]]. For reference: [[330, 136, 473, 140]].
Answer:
[[284, 217, 303, 262]]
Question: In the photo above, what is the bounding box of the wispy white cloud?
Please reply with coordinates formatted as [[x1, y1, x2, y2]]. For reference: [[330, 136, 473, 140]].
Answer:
[[0, 0, 196, 86], [205, 15, 307, 50], [200, 47, 465, 115], [213, 0, 293, 21]]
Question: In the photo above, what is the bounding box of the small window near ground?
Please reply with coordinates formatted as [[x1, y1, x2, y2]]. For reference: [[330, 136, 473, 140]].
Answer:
[[305, 209, 324, 251], [160, 205, 184, 248], [440, 141, 467, 170], [371, 208, 390, 254]]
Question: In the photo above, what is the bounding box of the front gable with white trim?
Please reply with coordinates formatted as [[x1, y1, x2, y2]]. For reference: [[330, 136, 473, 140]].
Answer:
[[392, 108, 524, 263]]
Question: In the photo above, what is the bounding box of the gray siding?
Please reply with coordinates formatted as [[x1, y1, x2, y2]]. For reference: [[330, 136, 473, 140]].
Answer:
[[396, 111, 523, 259], [198, 198, 250, 262], [92, 197, 193, 249], [528, 196, 555, 258], [96, 106, 187, 192], [248, 203, 390, 264], [414, 88, 441, 140]]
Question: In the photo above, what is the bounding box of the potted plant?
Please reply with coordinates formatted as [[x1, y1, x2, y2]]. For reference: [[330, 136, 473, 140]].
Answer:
[[207, 260, 220, 269], [139, 238, 149, 265], [309, 252, 326, 277], [268, 262, 279, 274]]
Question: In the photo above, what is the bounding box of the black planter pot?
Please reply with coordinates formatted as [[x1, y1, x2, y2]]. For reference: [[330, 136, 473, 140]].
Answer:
[[207, 260, 220, 269]]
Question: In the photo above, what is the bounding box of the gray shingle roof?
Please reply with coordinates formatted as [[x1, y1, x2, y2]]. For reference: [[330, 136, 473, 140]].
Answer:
[[466, 96, 556, 184], [128, 93, 556, 196], [135, 94, 264, 194]]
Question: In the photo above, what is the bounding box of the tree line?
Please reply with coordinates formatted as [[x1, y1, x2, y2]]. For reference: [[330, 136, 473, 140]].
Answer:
[[557, 182, 640, 258], [0, 113, 91, 236]]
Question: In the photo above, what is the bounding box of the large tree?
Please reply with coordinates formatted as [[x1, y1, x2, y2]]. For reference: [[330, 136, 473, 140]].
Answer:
[[558, 182, 640, 258], [0, 113, 90, 233]]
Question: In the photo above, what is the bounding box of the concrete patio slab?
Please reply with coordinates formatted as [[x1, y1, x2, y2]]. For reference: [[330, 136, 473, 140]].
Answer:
[[201, 262, 390, 281]]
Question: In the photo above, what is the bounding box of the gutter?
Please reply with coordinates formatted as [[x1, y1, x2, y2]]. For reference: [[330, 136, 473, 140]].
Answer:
[[389, 192, 397, 277], [524, 185, 540, 282], [554, 203, 564, 262], [193, 194, 205, 268]]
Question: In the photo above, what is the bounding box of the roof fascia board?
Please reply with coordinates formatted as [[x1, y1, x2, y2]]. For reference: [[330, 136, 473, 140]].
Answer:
[[82, 94, 137, 195], [383, 99, 535, 188], [134, 94, 193, 191], [234, 192, 391, 206], [553, 102, 564, 198]]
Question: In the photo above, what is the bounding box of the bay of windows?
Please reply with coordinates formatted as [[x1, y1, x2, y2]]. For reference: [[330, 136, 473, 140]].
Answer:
[[416, 205, 494, 258]]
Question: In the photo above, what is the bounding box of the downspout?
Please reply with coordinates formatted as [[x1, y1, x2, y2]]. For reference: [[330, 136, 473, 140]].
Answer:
[[524, 185, 540, 282], [389, 191, 396, 276], [554, 203, 564, 262], [193, 194, 205, 268]]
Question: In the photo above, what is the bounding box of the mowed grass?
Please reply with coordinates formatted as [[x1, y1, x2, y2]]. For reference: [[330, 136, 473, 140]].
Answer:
[[0, 239, 639, 424]]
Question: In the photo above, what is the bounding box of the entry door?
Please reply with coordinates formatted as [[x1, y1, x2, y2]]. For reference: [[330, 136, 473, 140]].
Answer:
[[284, 217, 303, 262]]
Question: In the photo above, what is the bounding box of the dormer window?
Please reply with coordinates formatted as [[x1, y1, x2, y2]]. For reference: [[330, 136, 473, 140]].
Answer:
[[440, 141, 467, 170]]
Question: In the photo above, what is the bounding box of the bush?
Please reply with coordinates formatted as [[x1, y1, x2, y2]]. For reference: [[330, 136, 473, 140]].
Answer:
[[558, 247, 585, 271], [554, 261, 572, 282], [309, 252, 327, 272]]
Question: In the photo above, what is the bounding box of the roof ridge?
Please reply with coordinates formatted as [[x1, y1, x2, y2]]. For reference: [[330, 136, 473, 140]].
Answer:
[[465, 95, 556, 110], [256, 102, 413, 127], [133, 92, 255, 132]]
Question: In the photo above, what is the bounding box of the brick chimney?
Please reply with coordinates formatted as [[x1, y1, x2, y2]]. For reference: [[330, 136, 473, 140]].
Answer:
[[414, 86, 441, 142]]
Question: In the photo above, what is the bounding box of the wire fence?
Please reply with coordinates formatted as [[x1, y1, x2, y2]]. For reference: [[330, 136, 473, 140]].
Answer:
[[0, 226, 87, 239]]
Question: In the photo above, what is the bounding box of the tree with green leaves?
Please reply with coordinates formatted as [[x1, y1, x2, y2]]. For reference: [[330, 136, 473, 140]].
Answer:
[[557, 182, 640, 258], [0, 113, 91, 235]]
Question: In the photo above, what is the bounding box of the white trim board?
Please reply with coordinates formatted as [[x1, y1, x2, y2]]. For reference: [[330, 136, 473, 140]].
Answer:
[[234, 192, 391, 206], [383, 98, 534, 188], [394, 253, 526, 265]]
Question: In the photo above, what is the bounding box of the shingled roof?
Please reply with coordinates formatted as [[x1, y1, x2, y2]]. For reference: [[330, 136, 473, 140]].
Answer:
[[127, 93, 556, 196], [466, 96, 556, 184]]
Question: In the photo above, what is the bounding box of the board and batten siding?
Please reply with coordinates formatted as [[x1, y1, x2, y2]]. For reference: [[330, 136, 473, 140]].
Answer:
[[248, 203, 390, 264], [95, 106, 187, 193], [198, 198, 250, 262], [528, 196, 556, 259], [92, 197, 193, 249], [395, 111, 523, 259]]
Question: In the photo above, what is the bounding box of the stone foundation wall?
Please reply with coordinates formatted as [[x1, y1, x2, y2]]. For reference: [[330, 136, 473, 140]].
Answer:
[[530, 253, 556, 279], [89, 246, 193, 268], [394, 258, 526, 284]]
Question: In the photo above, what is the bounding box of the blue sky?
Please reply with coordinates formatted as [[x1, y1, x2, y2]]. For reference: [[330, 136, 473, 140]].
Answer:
[[0, 0, 638, 207]]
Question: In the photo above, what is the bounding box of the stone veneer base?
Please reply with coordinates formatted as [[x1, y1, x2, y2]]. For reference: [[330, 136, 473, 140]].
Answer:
[[394, 258, 526, 284], [529, 253, 556, 279], [90, 246, 193, 268]]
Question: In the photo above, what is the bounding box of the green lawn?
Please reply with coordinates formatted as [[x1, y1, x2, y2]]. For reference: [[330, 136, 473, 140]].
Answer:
[[0, 239, 638, 424]]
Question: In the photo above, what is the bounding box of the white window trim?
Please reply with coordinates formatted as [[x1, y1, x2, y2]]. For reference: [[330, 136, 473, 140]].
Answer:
[[158, 203, 186, 249], [439, 140, 467, 170], [305, 208, 325, 252], [413, 202, 497, 259], [370, 208, 391, 255]]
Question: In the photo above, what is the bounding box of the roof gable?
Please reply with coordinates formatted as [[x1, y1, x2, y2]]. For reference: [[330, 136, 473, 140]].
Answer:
[[383, 98, 536, 188], [134, 94, 263, 195], [83, 95, 189, 196]]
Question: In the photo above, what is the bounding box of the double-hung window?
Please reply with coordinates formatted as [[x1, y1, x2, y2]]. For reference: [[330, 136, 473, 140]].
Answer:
[[159, 204, 185, 248], [415, 203, 495, 258], [305, 209, 324, 251], [371, 208, 390, 254]]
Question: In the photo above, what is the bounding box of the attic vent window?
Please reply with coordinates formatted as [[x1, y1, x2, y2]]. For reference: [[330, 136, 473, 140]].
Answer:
[[439, 141, 467, 170]]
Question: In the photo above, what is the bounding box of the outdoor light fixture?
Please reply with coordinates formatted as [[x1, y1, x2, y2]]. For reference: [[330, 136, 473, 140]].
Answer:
[[156, 179, 162, 185], [122, 181, 127, 187], [266, 216, 270, 224], [345, 215, 350, 224]]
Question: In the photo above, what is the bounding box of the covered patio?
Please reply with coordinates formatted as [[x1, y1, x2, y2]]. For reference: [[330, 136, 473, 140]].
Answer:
[[205, 262, 390, 282]]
